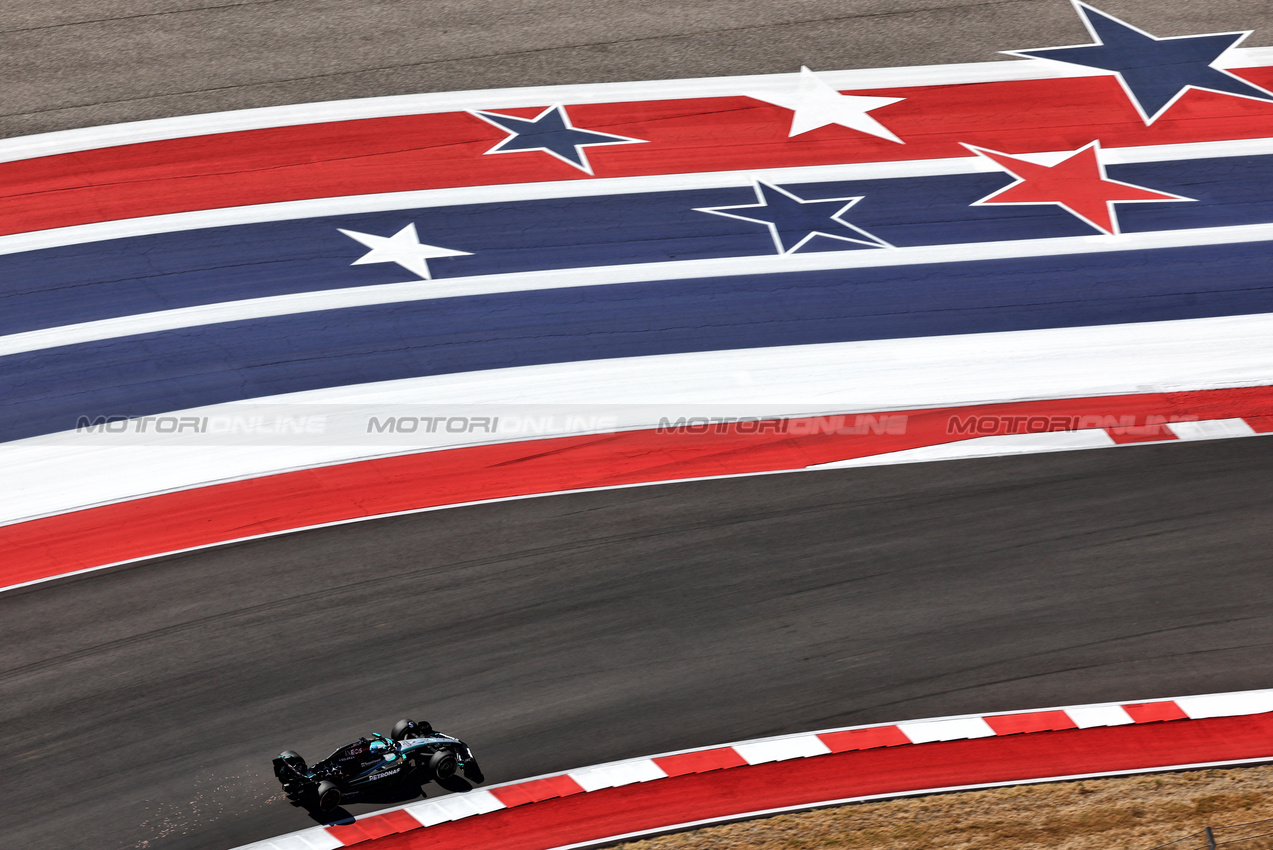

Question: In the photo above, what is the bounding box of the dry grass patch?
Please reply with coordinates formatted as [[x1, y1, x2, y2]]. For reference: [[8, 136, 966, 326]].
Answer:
[[616, 764, 1273, 850]]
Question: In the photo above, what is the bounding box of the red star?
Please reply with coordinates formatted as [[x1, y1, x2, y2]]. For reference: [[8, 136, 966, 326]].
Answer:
[[964, 141, 1189, 234]]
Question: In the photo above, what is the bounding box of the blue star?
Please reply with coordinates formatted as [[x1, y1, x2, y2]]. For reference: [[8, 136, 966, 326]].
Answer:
[[1008, 1, 1273, 124], [697, 181, 890, 254], [472, 105, 644, 174]]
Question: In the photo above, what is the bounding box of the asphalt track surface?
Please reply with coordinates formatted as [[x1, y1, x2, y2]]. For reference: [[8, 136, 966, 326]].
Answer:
[[2, 2, 1273, 849]]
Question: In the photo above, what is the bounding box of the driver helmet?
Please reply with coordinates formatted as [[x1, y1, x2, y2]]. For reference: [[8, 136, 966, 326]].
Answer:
[[369, 736, 390, 755]]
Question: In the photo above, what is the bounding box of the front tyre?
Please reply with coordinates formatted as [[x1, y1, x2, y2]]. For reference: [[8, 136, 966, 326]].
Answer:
[[391, 718, 432, 741], [427, 750, 458, 782]]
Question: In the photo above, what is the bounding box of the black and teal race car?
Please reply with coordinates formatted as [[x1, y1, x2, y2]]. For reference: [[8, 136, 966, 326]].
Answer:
[[273, 718, 484, 812]]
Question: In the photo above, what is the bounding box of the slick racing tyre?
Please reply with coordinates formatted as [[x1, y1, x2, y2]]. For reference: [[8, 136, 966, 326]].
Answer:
[[427, 750, 458, 781], [315, 781, 341, 812], [391, 718, 432, 741], [276, 750, 307, 798]]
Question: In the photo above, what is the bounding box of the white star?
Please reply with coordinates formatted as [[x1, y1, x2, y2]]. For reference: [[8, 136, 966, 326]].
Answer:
[[748, 67, 905, 142], [338, 223, 471, 280]]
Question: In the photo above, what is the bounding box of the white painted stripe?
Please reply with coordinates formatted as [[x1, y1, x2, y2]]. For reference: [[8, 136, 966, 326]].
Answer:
[[1067, 705, 1136, 729], [3, 134, 1270, 257], [5, 312, 1273, 527], [253, 311, 1273, 410], [287, 833, 346, 850], [9, 221, 1273, 357], [1101, 136, 1273, 165], [1177, 691, 1273, 720], [229, 830, 344, 850], [735, 736, 832, 764], [402, 800, 455, 828], [569, 760, 667, 791], [402, 789, 504, 825], [897, 717, 996, 743], [809, 429, 1119, 469], [1167, 418, 1259, 440]]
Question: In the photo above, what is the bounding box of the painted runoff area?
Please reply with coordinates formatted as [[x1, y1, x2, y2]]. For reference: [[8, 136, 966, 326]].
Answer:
[[231, 689, 1273, 850], [7, 43, 1273, 569]]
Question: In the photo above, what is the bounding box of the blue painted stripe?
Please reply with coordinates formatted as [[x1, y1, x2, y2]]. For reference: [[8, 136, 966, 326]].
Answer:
[[4, 240, 1273, 443], [3, 154, 1273, 336]]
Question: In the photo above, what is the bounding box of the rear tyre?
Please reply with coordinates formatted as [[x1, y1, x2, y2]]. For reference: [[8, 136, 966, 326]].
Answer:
[[316, 781, 341, 812], [275, 751, 308, 798], [427, 750, 458, 782]]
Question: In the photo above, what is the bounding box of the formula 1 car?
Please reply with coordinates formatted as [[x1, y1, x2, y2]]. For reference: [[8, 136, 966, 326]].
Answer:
[[273, 718, 484, 812]]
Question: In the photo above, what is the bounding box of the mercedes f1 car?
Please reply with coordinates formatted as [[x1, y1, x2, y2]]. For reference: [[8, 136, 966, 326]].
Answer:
[[273, 718, 484, 812]]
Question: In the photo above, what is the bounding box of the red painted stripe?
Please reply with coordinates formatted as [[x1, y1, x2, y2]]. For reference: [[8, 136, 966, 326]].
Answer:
[[3, 70, 1273, 237], [818, 726, 912, 752], [1105, 424, 1178, 444], [540, 775, 587, 798], [984, 710, 1078, 736], [491, 775, 585, 808], [344, 713, 1273, 850], [653, 748, 748, 777], [329, 809, 420, 846], [490, 784, 539, 808], [378, 810, 427, 833], [1124, 702, 1190, 724], [1245, 415, 1273, 433], [6, 386, 1273, 590]]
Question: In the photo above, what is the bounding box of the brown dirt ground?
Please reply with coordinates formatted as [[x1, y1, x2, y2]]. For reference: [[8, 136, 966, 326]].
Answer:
[[614, 764, 1273, 850]]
